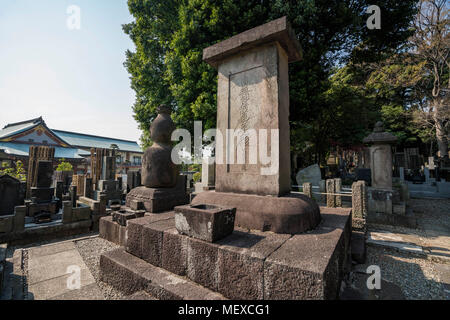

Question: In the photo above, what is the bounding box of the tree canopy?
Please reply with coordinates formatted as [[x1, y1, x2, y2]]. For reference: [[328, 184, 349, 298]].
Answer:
[[124, 0, 419, 163]]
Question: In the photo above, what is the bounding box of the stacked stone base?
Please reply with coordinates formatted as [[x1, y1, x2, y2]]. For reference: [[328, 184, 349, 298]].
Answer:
[[99, 207, 352, 300]]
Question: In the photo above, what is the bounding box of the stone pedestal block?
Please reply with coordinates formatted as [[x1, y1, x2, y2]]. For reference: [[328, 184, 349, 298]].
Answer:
[[126, 176, 189, 213], [125, 212, 175, 259], [368, 188, 393, 215], [102, 206, 351, 300], [174, 204, 236, 242], [99, 216, 127, 247], [191, 191, 320, 234], [142, 219, 174, 267]]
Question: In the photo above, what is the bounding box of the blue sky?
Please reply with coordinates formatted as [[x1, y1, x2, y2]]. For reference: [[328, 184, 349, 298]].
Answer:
[[0, 0, 141, 142]]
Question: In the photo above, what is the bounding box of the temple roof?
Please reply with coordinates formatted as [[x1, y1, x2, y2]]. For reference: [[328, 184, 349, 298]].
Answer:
[[0, 117, 142, 158]]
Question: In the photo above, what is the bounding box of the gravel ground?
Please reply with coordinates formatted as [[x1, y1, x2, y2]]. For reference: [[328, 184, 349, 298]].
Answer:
[[74, 237, 124, 300], [411, 198, 450, 231], [358, 244, 448, 300], [359, 198, 450, 300]]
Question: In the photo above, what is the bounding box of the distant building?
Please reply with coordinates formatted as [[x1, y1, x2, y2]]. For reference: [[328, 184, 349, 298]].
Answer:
[[0, 117, 143, 174]]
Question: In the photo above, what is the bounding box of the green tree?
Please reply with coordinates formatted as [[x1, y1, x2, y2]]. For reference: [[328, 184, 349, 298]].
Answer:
[[124, 0, 418, 162], [56, 159, 73, 172], [0, 160, 26, 181]]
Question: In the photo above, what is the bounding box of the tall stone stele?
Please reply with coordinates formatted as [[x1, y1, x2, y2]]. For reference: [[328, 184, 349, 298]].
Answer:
[[192, 16, 321, 234], [126, 105, 189, 213]]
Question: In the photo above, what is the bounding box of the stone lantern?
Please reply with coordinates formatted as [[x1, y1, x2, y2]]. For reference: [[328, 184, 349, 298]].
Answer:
[[363, 121, 397, 190]]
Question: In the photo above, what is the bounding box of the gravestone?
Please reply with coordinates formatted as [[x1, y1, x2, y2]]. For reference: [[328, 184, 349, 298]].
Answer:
[[296, 164, 321, 187], [0, 175, 22, 216], [36, 161, 53, 188], [193, 16, 320, 234], [102, 157, 115, 181], [356, 168, 371, 185]]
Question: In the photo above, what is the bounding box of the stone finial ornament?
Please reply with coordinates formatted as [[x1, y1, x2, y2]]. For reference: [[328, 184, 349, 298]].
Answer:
[[363, 121, 398, 145], [141, 104, 178, 188]]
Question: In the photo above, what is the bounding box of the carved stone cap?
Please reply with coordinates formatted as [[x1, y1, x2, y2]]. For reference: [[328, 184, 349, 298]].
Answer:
[[157, 104, 172, 114], [203, 16, 303, 68], [363, 122, 398, 145]]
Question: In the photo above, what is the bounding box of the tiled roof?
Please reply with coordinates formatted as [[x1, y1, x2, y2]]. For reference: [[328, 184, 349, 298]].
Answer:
[[0, 117, 43, 139], [52, 130, 142, 153], [0, 117, 142, 154], [0, 142, 87, 159]]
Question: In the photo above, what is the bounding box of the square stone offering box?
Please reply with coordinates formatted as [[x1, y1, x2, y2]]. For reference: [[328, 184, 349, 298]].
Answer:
[[174, 204, 236, 242]]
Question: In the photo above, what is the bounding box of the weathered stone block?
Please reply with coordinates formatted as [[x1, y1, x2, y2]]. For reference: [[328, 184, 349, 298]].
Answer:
[[174, 204, 236, 242], [142, 219, 174, 267], [264, 208, 351, 300], [0, 215, 13, 233], [13, 206, 26, 232], [216, 229, 291, 300], [162, 228, 188, 276], [368, 188, 393, 215], [187, 237, 219, 291], [125, 212, 175, 259], [99, 216, 127, 246], [351, 231, 366, 264], [129, 200, 144, 211], [72, 206, 91, 222], [62, 201, 73, 224], [393, 203, 406, 215]]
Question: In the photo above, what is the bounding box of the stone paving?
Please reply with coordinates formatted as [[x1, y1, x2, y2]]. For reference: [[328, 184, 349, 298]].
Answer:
[[25, 240, 104, 300]]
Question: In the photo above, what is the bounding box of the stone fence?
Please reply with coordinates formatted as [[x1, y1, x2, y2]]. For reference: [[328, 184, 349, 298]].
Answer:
[[296, 179, 368, 219]]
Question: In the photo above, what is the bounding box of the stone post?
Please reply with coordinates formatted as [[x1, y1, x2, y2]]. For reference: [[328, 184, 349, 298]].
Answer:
[[84, 177, 93, 198], [13, 205, 26, 232], [70, 185, 77, 208], [424, 167, 430, 183], [326, 179, 336, 208], [319, 180, 326, 203], [62, 201, 73, 224], [303, 182, 312, 199], [334, 178, 342, 207], [352, 181, 365, 219], [399, 167, 405, 181]]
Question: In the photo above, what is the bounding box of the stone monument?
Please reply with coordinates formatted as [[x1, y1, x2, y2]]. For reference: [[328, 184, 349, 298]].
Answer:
[[363, 121, 397, 190], [99, 17, 352, 301], [126, 105, 189, 213], [192, 16, 320, 234], [90, 148, 122, 206], [363, 122, 413, 226]]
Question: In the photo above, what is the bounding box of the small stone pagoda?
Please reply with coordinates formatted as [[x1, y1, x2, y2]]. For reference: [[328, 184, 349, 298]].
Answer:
[[125, 105, 189, 212]]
